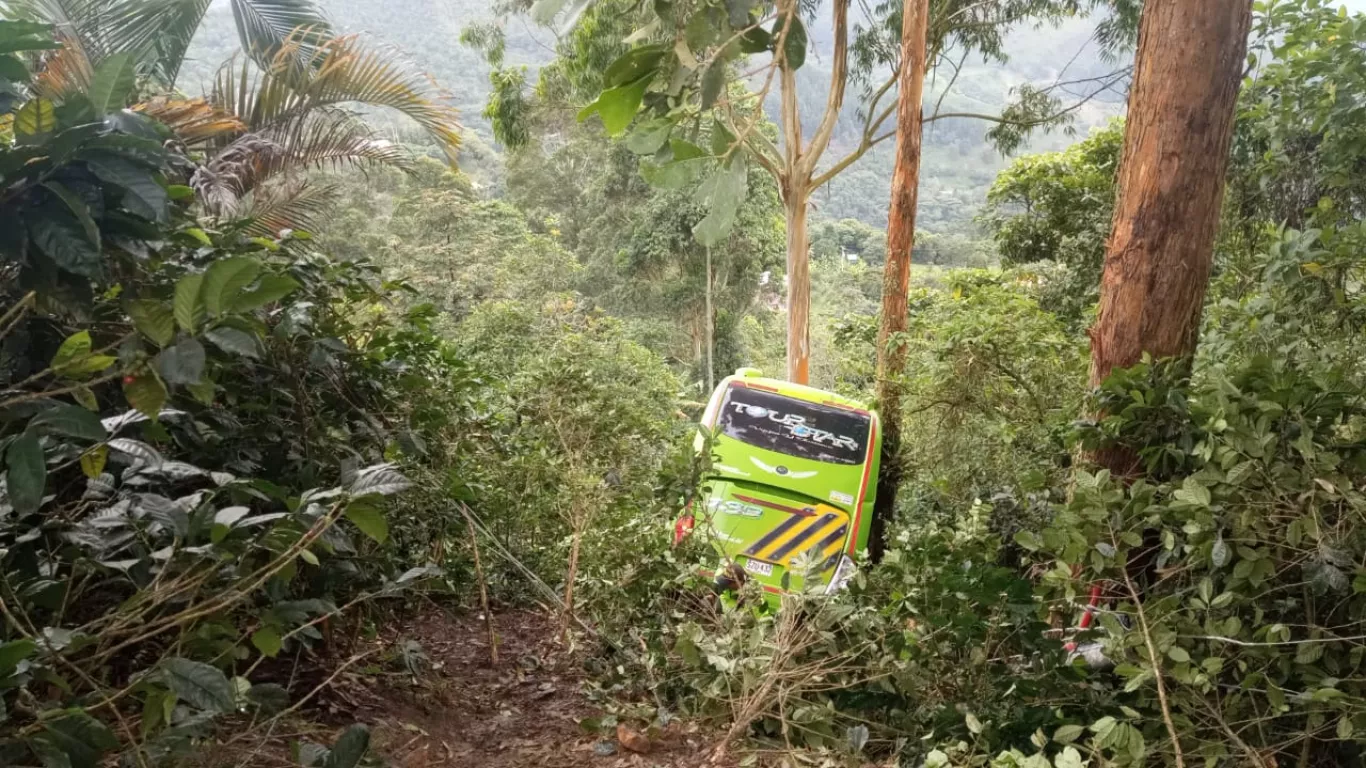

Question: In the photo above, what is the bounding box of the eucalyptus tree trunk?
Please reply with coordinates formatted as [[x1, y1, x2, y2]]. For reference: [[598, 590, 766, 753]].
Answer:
[[869, 0, 929, 562], [783, 185, 812, 384], [1087, 0, 1253, 477]]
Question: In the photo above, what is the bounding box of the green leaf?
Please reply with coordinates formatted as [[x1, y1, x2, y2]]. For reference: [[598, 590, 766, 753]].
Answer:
[[38, 711, 118, 768], [247, 683, 289, 713], [174, 273, 205, 332], [1053, 724, 1085, 744], [0, 639, 36, 675], [167, 184, 194, 201], [233, 273, 300, 311], [29, 208, 101, 276], [88, 52, 137, 114], [700, 62, 726, 111], [72, 385, 98, 410], [202, 257, 261, 316], [251, 626, 283, 658], [639, 156, 713, 190], [1167, 646, 1190, 663], [777, 14, 807, 70], [578, 75, 650, 137], [85, 153, 168, 222], [80, 445, 108, 479], [324, 724, 371, 768], [128, 300, 176, 346], [124, 374, 168, 419], [30, 404, 107, 441], [51, 331, 92, 370], [6, 433, 45, 514], [157, 338, 206, 385], [693, 158, 747, 246], [345, 505, 389, 544], [624, 118, 673, 155], [205, 327, 261, 358], [43, 181, 100, 245], [161, 658, 236, 713], [14, 97, 54, 141]]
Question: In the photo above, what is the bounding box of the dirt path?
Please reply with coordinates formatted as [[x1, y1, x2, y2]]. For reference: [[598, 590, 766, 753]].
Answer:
[[341, 607, 730, 768]]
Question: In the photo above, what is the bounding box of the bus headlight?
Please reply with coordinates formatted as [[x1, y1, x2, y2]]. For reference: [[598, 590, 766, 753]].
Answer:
[[825, 555, 857, 594]]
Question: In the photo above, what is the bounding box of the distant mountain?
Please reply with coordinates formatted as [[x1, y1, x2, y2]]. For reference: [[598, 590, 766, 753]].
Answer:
[[181, 1, 1366, 234]]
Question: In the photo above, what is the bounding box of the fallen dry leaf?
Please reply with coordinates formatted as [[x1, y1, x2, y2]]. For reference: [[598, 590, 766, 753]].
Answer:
[[616, 723, 651, 754]]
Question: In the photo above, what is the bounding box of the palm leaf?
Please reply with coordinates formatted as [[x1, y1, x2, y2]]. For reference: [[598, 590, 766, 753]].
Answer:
[[101, 0, 211, 85], [210, 31, 461, 164], [4, 0, 112, 63], [134, 96, 246, 145], [236, 177, 333, 237], [192, 108, 408, 216], [228, 0, 329, 70], [30, 31, 94, 98]]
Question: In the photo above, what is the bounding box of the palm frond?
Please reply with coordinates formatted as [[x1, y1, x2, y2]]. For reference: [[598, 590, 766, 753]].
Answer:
[[101, 0, 211, 85], [4, 0, 112, 63], [237, 177, 334, 237], [191, 108, 408, 216], [228, 0, 329, 70], [134, 96, 246, 145], [31, 31, 94, 98], [210, 31, 462, 164]]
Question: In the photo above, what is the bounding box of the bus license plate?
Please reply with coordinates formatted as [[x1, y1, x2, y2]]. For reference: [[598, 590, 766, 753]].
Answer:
[[743, 559, 773, 577]]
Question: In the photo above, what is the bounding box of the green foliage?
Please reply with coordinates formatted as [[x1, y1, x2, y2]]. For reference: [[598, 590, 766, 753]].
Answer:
[[0, 41, 464, 764], [981, 121, 1122, 325]]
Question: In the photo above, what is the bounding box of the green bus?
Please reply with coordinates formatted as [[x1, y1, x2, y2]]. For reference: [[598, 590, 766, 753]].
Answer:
[[674, 369, 882, 595]]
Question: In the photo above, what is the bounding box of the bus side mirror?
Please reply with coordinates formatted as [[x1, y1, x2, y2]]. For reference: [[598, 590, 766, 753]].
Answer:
[[735, 367, 763, 378]]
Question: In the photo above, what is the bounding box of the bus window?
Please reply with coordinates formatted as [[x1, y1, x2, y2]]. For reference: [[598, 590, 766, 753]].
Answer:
[[717, 387, 870, 466]]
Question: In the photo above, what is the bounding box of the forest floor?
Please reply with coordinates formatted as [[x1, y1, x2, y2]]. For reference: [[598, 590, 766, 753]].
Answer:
[[214, 607, 733, 768]]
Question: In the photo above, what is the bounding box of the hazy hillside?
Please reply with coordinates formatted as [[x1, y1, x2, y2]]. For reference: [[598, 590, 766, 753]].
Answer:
[[183, 0, 1344, 234]]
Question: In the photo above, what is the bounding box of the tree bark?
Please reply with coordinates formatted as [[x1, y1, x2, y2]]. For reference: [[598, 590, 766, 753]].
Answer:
[[869, 0, 928, 563], [784, 185, 811, 384], [1087, 0, 1252, 476]]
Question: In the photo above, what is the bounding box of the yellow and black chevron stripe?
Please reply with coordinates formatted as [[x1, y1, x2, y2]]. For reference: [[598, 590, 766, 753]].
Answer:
[[743, 508, 849, 571]]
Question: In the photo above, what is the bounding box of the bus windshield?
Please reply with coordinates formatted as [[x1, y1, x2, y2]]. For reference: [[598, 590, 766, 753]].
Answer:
[[717, 386, 871, 466]]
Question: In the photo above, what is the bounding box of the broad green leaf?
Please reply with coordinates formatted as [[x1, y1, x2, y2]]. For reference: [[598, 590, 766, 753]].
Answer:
[[251, 626, 283, 658], [624, 118, 673, 155], [30, 404, 107, 441], [639, 156, 712, 190], [13, 97, 54, 141], [700, 62, 726, 110], [777, 14, 807, 70], [578, 75, 650, 137], [43, 181, 100, 245], [174, 273, 205, 332], [167, 184, 194, 200], [80, 444, 108, 479], [51, 331, 92, 370], [72, 385, 98, 410], [0, 638, 36, 674], [205, 327, 260, 358], [233, 273, 300, 311], [123, 374, 168, 419], [247, 683, 289, 713], [1053, 724, 1085, 744], [161, 658, 236, 713], [5, 433, 45, 514], [128, 300, 176, 346], [602, 44, 667, 88], [186, 379, 216, 405], [202, 257, 260, 316], [324, 725, 371, 768], [29, 208, 101, 276], [85, 154, 168, 222], [88, 52, 137, 114], [38, 711, 118, 768], [693, 158, 747, 247], [345, 505, 389, 544], [157, 338, 206, 385]]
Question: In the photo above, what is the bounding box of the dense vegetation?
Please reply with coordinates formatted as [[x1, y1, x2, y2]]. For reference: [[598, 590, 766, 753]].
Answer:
[[4, 0, 1366, 766]]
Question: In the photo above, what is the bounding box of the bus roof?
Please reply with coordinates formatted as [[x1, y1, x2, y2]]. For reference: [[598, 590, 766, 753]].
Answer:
[[720, 370, 874, 416]]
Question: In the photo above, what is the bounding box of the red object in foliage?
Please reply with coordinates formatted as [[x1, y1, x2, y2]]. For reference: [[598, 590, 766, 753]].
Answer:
[[1064, 584, 1105, 653], [673, 514, 695, 546]]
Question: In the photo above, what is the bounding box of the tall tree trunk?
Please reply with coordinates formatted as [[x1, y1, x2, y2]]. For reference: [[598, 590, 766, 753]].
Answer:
[[705, 245, 715, 391], [784, 185, 811, 384], [1088, 0, 1252, 476], [869, 0, 929, 563]]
